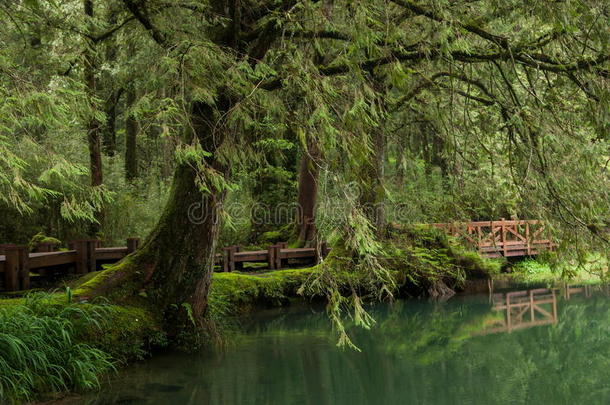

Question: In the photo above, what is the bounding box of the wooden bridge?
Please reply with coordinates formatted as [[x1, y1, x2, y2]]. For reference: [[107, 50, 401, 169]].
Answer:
[[0, 219, 553, 292], [433, 219, 555, 258]]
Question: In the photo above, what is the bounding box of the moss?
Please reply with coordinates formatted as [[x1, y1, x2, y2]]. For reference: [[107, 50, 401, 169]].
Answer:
[[75, 303, 166, 362], [28, 232, 62, 251], [387, 224, 503, 281], [71, 255, 142, 302], [208, 269, 315, 317], [506, 256, 604, 285]]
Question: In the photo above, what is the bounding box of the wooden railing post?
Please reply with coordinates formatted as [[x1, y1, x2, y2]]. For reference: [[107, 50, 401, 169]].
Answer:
[[267, 245, 277, 270], [126, 237, 140, 254], [525, 222, 531, 255], [274, 244, 282, 269], [223, 246, 236, 272], [234, 245, 243, 271], [500, 218, 507, 257], [73, 239, 98, 274], [4, 245, 29, 291]]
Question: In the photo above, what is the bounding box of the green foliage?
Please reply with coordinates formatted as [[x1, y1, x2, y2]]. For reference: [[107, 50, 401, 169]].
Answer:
[[0, 293, 114, 403], [509, 256, 605, 285]]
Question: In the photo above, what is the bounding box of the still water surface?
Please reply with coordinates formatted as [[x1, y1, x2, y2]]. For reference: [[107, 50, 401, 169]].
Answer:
[[86, 285, 610, 404]]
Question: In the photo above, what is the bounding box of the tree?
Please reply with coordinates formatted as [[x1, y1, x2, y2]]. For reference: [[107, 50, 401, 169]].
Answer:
[[3, 0, 609, 340]]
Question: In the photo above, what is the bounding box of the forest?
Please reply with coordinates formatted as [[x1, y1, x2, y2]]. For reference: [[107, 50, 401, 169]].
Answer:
[[0, 0, 609, 403]]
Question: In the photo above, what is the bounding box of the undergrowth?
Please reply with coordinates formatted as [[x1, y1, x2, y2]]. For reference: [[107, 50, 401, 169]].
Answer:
[[0, 293, 114, 403]]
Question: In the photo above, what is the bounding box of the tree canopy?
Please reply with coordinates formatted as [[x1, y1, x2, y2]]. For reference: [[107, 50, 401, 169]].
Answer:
[[1, 0, 609, 342]]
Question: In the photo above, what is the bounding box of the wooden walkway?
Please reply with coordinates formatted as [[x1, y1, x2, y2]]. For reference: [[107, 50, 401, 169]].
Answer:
[[0, 219, 553, 292]]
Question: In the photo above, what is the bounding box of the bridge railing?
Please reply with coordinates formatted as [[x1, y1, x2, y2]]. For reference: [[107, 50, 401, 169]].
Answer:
[[431, 219, 555, 258]]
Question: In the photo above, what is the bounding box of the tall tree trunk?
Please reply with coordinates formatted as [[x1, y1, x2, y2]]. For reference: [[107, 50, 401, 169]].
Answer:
[[125, 85, 138, 181], [79, 98, 230, 329], [295, 139, 320, 247], [84, 0, 103, 235], [101, 7, 119, 156], [96, 0, 276, 331], [102, 92, 118, 155]]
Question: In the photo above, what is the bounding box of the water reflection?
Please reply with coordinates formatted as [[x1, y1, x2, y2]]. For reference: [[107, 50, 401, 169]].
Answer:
[[478, 284, 609, 335], [79, 285, 610, 405]]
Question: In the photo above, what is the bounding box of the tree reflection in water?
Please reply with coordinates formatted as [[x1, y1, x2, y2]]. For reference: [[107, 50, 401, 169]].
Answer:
[[84, 285, 610, 405]]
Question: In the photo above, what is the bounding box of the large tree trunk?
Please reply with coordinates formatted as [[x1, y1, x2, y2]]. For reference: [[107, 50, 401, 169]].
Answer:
[[295, 139, 320, 246], [78, 99, 229, 329]]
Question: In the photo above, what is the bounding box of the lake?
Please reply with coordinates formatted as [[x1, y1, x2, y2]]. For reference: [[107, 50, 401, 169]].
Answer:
[[82, 284, 610, 404]]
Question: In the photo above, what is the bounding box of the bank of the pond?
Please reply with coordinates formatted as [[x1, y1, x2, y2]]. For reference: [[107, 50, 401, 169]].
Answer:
[[0, 227, 507, 403]]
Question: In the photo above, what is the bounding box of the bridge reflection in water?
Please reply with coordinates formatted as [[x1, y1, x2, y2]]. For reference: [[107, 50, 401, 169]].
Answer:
[[477, 284, 606, 335]]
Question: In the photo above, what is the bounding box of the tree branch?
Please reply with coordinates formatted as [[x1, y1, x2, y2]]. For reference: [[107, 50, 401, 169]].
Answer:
[[122, 0, 166, 45]]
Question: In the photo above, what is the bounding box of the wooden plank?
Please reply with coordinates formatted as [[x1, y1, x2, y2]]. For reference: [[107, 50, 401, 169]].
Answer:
[[235, 250, 267, 262], [280, 248, 316, 259], [29, 251, 78, 268], [95, 247, 128, 261]]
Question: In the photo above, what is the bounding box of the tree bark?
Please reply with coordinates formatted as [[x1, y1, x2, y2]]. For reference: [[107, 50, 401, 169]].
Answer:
[[79, 98, 230, 328], [102, 91, 118, 155], [125, 85, 138, 181], [295, 139, 320, 246]]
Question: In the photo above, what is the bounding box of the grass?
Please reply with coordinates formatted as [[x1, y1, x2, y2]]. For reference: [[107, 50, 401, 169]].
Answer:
[[0, 293, 115, 403], [507, 254, 607, 285]]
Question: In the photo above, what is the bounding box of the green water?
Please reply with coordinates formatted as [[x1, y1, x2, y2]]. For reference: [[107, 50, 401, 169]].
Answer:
[[86, 287, 610, 404]]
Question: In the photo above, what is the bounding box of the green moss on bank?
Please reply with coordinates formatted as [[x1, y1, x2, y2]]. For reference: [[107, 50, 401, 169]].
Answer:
[[208, 269, 315, 318]]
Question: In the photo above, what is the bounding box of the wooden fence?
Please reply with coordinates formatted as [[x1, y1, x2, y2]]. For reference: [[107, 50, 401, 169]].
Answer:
[[0, 218, 553, 292], [0, 239, 330, 292]]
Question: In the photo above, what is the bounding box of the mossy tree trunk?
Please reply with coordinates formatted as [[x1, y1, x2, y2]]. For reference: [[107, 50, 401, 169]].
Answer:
[[295, 138, 320, 247], [80, 99, 230, 329], [90, 0, 283, 331]]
